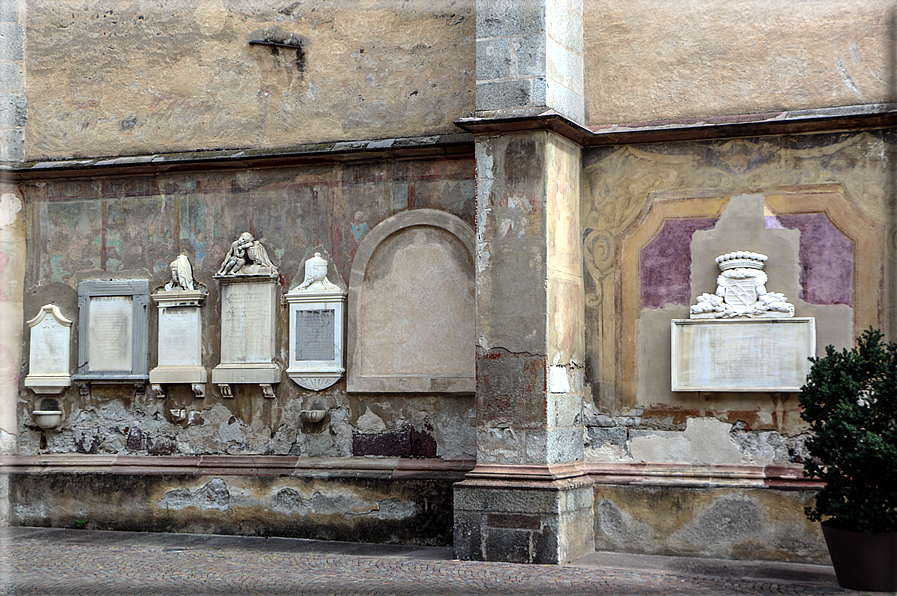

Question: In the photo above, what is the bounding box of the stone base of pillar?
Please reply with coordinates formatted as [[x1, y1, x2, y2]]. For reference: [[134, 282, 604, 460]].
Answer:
[[453, 464, 594, 564]]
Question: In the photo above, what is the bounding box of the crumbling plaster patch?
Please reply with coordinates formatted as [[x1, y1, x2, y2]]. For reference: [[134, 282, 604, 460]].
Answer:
[[157, 477, 419, 521], [583, 412, 804, 466], [629, 418, 744, 465]]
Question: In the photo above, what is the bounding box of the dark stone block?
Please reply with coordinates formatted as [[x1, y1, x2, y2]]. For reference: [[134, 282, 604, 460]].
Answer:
[[126, 427, 145, 452], [147, 437, 176, 455], [453, 511, 483, 561], [477, 349, 546, 430], [486, 513, 541, 530], [410, 429, 437, 458], [532, 523, 559, 564], [587, 426, 628, 448], [485, 528, 531, 563], [76, 433, 99, 454], [353, 430, 411, 457]]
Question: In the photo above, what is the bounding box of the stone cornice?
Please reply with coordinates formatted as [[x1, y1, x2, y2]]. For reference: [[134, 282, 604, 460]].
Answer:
[[456, 102, 897, 147], [0, 133, 475, 179], [456, 461, 822, 491], [0, 454, 476, 481]]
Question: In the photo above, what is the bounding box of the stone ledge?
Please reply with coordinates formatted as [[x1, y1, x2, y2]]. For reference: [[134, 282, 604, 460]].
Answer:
[[582, 462, 823, 490], [0, 455, 474, 481]]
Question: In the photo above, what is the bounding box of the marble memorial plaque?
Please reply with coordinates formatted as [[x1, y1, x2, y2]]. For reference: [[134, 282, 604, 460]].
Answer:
[[74, 279, 150, 381], [672, 318, 815, 392], [158, 307, 201, 367], [295, 309, 335, 361], [88, 296, 133, 371], [29, 312, 71, 375], [285, 252, 346, 391], [25, 305, 74, 394], [220, 281, 276, 364]]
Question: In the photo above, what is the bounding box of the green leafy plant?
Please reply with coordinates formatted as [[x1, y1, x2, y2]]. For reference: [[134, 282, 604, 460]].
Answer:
[[799, 328, 897, 534], [73, 518, 88, 530]]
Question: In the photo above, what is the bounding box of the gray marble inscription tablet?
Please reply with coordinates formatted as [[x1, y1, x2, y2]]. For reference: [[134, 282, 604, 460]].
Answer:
[[295, 309, 334, 361]]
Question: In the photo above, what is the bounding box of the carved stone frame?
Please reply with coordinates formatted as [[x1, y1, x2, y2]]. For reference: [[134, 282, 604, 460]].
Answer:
[[72, 279, 150, 383], [346, 209, 475, 393]]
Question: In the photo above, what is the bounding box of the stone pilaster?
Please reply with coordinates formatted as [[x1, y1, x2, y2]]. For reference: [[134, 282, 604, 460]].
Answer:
[[454, 125, 590, 563], [475, 0, 584, 124], [0, 0, 25, 162]]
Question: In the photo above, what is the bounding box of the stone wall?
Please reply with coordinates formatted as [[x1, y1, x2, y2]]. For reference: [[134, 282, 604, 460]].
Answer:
[[584, 0, 897, 126], [6, 456, 463, 544], [24, 0, 474, 161]]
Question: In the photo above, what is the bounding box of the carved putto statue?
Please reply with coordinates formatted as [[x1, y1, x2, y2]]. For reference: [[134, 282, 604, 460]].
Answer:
[[164, 254, 195, 291], [215, 232, 278, 277], [296, 252, 339, 292], [690, 251, 794, 319]]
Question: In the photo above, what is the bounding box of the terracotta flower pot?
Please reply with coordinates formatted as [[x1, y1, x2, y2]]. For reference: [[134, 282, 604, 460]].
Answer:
[[822, 523, 897, 592]]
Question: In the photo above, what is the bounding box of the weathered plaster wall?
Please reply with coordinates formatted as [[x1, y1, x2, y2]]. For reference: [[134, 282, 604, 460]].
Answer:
[[584, 0, 896, 126], [474, 130, 585, 466], [593, 485, 826, 563], [581, 130, 893, 468], [25, 0, 474, 161], [0, 0, 25, 161], [17, 155, 476, 461], [10, 472, 455, 545], [0, 185, 24, 454]]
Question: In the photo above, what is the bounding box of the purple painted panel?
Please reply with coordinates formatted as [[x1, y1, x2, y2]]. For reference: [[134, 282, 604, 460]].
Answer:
[[640, 218, 718, 310], [775, 213, 853, 306]]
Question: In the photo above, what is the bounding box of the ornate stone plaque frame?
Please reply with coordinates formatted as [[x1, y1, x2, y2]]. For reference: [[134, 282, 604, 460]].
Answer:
[[347, 210, 475, 393], [150, 288, 208, 399], [285, 253, 346, 391], [72, 279, 150, 384]]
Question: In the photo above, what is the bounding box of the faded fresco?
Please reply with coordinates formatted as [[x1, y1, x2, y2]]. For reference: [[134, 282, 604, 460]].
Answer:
[[16, 156, 476, 460], [582, 132, 894, 428]]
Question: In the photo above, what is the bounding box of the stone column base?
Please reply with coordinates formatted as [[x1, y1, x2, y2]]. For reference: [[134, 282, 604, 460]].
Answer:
[[453, 464, 594, 564]]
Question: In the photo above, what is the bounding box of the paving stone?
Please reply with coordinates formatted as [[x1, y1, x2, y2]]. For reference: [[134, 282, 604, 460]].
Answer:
[[0, 526, 854, 595]]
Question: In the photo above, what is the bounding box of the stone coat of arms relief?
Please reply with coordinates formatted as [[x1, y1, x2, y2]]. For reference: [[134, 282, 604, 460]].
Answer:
[[690, 251, 794, 319]]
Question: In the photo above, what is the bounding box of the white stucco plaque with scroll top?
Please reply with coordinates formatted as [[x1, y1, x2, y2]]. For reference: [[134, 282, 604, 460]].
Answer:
[[150, 256, 208, 399], [24, 304, 73, 394]]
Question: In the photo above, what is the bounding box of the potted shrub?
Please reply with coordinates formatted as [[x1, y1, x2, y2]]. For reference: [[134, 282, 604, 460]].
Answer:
[[799, 328, 897, 592]]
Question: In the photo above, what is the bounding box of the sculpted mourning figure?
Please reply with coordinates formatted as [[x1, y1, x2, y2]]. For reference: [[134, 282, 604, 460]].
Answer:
[[164, 254, 195, 291], [216, 232, 278, 276]]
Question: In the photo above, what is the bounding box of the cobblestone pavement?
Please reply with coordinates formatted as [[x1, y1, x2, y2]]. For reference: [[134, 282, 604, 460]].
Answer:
[[0, 527, 877, 595]]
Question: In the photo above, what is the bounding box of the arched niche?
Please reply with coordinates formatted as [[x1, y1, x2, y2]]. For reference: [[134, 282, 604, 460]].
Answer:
[[347, 210, 475, 393]]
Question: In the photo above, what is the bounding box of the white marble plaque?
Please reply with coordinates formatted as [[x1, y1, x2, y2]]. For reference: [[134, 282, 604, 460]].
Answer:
[[671, 318, 815, 392], [295, 309, 335, 361], [88, 296, 133, 371], [220, 281, 276, 364], [158, 307, 201, 367], [29, 309, 71, 375], [24, 305, 73, 394], [285, 253, 346, 391]]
